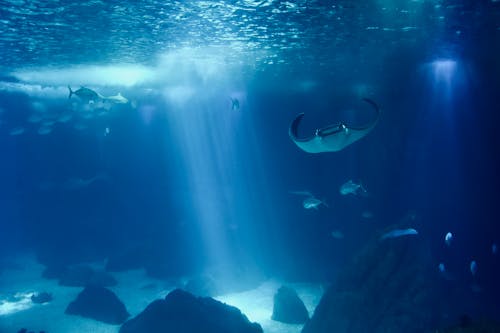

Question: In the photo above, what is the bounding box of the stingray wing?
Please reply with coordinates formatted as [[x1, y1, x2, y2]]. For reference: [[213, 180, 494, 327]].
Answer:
[[289, 98, 380, 153]]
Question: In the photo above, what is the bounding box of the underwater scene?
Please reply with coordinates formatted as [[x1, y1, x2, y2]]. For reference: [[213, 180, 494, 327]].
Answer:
[[1, 0, 500, 332]]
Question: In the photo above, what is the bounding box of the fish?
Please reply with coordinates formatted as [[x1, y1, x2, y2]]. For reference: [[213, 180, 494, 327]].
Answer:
[[68, 86, 103, 102], [445, 232, 453, 246], [493, 243, 498, 255], [230, 97, 240, 110], [438, 263, 446, 273], [331, 230, 344, 239], [380, 228, 418, 240], [289, 98, 380, 153], [103, 92, 128, 104], [470, 260, 477, 276], [290, 190, 327, 209], [339, 180, 367, 196], [303, 197, 327, 210]]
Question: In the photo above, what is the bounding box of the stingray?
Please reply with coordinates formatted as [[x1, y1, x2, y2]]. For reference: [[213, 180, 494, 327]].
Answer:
[[289, 98, 380, 153]]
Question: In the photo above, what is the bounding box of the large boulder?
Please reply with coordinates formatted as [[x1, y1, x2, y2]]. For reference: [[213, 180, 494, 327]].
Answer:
[[438, 318, 500, 332], [65, 286, 129, 325], [272, 286, 309, 324], [31, 292, 53, 304], [302, 228, 437, 333], [119, 289, 263, 333]]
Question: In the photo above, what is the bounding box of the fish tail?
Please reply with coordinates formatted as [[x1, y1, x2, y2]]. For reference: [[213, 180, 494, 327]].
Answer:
[[68, 86, 73, 99]]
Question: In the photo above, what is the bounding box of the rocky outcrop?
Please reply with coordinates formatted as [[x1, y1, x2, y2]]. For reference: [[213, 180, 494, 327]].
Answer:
[[272, 286, 309, 324], [303, 229, 437, 333], [119, 289, 263, 333], [65, 286, 129, 325], [31, 292, 52, 304], [437, 318, 500, 332]]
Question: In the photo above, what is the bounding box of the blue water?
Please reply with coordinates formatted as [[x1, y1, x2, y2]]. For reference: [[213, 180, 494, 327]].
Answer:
[[1, 0, 500, 331]]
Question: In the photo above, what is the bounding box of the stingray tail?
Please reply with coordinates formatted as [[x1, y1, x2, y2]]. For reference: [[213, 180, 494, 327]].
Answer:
[[68, 86, 74, 99]]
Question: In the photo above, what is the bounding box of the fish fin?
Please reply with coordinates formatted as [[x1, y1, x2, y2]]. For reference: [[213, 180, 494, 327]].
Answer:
[[68, 86, 73, 99]]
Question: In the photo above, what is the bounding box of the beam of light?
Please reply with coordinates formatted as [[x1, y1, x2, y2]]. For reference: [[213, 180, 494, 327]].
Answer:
[[167, 93, 244, 276], [431, 59, 457, 87], [421, 58, 465, 105]]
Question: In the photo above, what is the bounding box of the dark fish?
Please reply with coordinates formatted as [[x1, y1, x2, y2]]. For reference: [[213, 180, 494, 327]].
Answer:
[[68, 85, 102, 102]]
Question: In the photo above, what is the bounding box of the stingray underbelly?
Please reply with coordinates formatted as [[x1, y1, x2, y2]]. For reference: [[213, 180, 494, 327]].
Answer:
[[294, 135, 348, 153]]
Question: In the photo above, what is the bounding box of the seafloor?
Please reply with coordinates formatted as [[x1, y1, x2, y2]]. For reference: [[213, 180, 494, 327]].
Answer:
[[0, 254, 323, 333]]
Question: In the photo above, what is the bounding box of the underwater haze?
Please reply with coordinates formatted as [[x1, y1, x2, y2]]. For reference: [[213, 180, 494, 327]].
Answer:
[[1, 1, 500, 332]]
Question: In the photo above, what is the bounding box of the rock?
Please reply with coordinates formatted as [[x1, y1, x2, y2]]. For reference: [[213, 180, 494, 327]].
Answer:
[[303, 227, 437, 333], [119, 288, 263, 333], [31, 292, 53, 304], [65, 286, 129, 325], [437, 318, 500, 332], [271, 286, 309, 324]]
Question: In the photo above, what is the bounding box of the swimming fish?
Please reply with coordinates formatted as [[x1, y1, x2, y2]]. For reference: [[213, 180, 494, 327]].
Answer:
[[303, 197, 327, 210], [290, 190, 327, 210], [380, 228, 418, 240], [339, 180, 367, 196], [493, 243, 498, 255], [445, 232, 453, 247], [103, 92, 128, 104], [230, 97, 240, 110], [289, 98, 380, 153], [438, 263, 446, 273], [470, 260, 478, 276], [68, 86, 103, 102]]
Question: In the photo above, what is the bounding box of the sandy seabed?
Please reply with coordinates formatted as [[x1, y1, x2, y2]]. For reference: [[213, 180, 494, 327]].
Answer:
[[0, 255, 323, 333]]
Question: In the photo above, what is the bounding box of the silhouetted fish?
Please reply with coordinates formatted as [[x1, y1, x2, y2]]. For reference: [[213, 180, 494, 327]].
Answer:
[[380, 228, 418, 240]]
